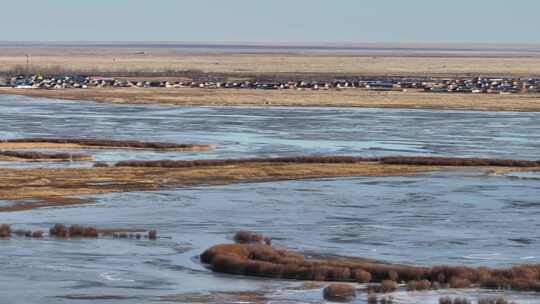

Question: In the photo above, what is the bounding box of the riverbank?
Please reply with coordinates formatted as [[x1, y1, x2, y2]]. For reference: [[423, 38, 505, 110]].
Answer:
[[2, 87, 540, 111]]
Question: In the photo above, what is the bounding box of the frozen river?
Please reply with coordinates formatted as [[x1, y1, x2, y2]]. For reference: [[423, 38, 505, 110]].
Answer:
[[0, 94, 539, 303]]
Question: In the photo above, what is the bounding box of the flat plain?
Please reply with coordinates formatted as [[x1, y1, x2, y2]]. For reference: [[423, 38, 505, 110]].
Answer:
[[1, 44, 540, 111], [1, 45, 540, 77]]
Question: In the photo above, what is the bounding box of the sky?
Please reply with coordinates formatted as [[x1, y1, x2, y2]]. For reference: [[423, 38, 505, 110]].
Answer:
[[1, 0, 539, 44]]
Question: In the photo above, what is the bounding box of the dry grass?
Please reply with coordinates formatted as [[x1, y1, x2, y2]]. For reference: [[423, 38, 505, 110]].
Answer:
[[2, 47, 540, 111], [1, 48, 540, 77], [2, 87, 540, 112], [379, 156, 540, 167], [0, 155, 537, 213], [0, 150, 92, 161], [115, 156, 372, 168], [0, 138, 212, 151], [0, 161, 436, 212]]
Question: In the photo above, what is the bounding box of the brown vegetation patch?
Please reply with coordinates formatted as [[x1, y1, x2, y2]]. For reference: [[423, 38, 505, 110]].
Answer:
[[0, 160, 433, 212], [201, 236, 540, 292], [2, 225, 45, 238], [380, 156, 540, 167], [477, 297, 514, 304], [0, 155, 537, 213], [0, 138, 212, 151], [12, 229, 44, 238], [115, 156, 371, 168], [1, 223, 155, 240], [50, 224, 98, 238], [0, 224, 11, 237], [59, 295, 137, 300], [406, 279, 432, 291], [116, 156, 540, 169], [0, 150, 91, 161], [323, 283, 357, 302], [234, 230, 271, 245]]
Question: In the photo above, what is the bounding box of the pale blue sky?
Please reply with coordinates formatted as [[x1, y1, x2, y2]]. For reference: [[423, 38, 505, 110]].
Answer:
[[2, 0, 539, 43]]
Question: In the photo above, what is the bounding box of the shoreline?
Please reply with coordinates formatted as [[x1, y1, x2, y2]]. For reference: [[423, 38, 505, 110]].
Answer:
[[2, 87, 540, 112]]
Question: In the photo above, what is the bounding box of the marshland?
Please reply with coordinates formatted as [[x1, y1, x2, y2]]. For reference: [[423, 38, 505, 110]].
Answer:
[[4, 0, 540, 302], [1, 92, 540, 303]]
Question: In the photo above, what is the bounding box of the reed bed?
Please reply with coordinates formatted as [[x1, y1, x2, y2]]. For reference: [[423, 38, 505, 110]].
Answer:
[[0, 150, 91, 161], [0, 223, 156, 239], [201, 231, 540, 292], [115, 156, 370, 168], [116, 155, 540, 168], [2, 138, 212, 151], [379, 156, 540, 167]]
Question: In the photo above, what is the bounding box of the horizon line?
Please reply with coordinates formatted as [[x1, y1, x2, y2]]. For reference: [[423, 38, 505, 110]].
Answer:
[[1, 41, 540, 47]]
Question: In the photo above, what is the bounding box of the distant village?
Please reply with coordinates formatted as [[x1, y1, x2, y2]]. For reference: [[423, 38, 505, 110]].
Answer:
[[2, 74, 540, 94]]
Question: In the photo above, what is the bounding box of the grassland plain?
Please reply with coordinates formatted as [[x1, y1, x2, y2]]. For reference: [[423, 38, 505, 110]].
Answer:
[[2, 46, 540, 110], [2, 46, 540, 77]]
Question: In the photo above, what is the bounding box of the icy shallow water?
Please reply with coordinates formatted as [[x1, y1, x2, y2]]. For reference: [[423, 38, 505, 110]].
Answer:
[[2, 94, 540, 165], [1, 95, 540, 303], [2, 173, 540, 303]]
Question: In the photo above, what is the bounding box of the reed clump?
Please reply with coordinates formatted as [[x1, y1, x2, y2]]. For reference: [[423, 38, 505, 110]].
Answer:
[[453, 298, 472, 304], [477, 297, 516, 304], [0, 224, 11, 237], [322, 283, 357, 302], [352, 269, 372, 283], [407, 279, 432, 291], [49, 224, 68, 237], [11, 229, 44, 238], [2, 224, 155, 240], [369, 280, 398, 293], [50, 224, 112, 238], [234, 230, 271, 245]]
